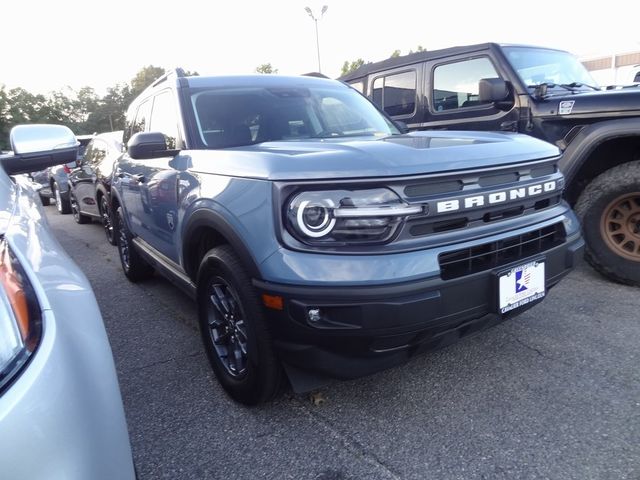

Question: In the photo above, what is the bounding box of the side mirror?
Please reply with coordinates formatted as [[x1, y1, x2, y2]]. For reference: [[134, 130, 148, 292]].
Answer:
[[128, 132, 176, 160], [1, 124, 78, 175], [479, 78, 509, 103]]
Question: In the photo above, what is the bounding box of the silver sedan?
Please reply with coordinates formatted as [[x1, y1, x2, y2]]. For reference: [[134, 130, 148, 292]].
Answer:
[[0, 125, 135, 479]]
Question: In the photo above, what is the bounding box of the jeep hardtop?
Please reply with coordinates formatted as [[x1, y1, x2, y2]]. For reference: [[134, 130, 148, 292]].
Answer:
[[341, 43, 640, 286]]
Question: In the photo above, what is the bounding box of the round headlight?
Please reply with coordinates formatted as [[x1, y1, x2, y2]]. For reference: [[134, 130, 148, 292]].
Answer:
[[296, 200, 336, 238]]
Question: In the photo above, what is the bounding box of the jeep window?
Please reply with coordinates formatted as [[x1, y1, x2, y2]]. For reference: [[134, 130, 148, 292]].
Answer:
[[190, 85, 398, 148], [433, 58, 499, 111], [503, 47, 598, 90], [370, 71, 416, 117], [348, 81, 364, 94], [150, 90, 179, 149]]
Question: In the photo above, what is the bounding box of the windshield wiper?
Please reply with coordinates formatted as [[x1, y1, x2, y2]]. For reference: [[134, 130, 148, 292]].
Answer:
[[311, 132, 381, 139], [561, 82, 600, 91], [527, 82, 598, 98]]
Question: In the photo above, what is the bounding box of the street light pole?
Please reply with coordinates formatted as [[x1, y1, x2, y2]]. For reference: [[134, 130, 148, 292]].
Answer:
[[305, 5, 328, 73]]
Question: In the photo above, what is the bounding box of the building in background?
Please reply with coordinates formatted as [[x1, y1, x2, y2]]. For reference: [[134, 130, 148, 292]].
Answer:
[[582, 51, 640, 86]]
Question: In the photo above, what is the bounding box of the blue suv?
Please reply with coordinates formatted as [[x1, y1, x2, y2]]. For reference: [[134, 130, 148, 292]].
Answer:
[[112, 69, 584, 405]]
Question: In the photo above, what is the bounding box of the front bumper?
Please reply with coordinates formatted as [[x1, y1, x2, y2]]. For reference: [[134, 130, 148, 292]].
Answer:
[[255, 231, 584, 382]]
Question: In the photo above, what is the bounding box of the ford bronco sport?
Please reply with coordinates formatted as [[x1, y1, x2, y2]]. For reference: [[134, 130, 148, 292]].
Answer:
[[111, 69, 583, 405], [341, 43, 640, 286]]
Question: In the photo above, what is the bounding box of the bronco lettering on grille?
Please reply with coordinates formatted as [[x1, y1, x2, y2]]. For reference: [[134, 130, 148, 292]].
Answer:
[[436, 181, 557, 214]]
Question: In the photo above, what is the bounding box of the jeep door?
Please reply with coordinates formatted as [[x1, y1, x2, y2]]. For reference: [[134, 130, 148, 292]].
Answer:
[[368, 67, 424, 127], [422, 53, 520, 132]]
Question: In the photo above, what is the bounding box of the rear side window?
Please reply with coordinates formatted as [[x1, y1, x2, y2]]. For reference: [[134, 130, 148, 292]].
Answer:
[[150, 90, 179, 149], [433, 57, 499, 111], [132, 99, 152, 136], [371, 71, 417, 117]]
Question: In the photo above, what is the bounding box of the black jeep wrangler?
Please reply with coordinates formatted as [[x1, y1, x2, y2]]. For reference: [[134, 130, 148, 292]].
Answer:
[[341, 43, 640, 286]]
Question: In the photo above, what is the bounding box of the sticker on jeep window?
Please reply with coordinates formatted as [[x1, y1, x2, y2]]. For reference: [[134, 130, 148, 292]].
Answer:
[[558, 100, 575, 115]]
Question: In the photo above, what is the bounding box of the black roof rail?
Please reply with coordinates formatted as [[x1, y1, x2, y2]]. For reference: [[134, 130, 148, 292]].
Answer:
[[151, 68, 186, 88]]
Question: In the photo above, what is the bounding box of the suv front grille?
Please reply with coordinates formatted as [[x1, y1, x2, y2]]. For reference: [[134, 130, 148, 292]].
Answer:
[[438, 223, 565, 280]]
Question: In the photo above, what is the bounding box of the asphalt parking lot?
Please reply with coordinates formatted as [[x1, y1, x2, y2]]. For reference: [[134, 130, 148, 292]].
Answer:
[[44, 206, 639, 480]]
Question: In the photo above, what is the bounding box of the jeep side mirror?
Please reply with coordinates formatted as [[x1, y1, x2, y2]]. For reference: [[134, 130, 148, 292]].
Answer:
[[479, 78, 509, 103], [128, 132, 176, 160]]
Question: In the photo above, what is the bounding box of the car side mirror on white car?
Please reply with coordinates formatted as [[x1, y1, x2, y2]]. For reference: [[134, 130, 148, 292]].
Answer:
[[1, 124, 78, 175]]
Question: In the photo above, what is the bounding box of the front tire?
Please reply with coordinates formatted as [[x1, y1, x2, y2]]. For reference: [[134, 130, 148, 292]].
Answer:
[[575, 161, 640, 286], [115, 206, 154, 282], [53, 182, 72, 214], [197, 245, 282, 405]]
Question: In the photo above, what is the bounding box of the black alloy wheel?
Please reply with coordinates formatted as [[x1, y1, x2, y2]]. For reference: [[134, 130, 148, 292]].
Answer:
[[197, 245, 282, 405], [205, 278, 249, 377], [70, 191, 90, 224], [101, 196, 116, 245], [115, 206, 154, 282]]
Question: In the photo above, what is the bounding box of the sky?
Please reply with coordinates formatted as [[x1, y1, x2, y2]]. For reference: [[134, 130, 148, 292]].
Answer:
[[2, 0, 639, 96]]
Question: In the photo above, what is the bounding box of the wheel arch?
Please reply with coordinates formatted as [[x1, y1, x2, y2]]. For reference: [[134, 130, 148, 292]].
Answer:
[[181, 209, 261, 283], [95, 184, 109, 212], [560, 118, 640, 204]]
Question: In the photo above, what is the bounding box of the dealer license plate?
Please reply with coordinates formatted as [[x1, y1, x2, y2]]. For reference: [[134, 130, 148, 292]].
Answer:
[[498, 261, 545, 314]]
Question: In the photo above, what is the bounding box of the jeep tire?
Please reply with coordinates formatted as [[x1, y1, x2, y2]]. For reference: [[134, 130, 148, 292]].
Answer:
[[197, 245, 282, 405], [575, 161, 640, 286], [115, 206, 154, 282]]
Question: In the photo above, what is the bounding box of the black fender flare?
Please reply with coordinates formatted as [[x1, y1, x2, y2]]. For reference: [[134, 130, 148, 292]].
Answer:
[[560, 117, 640, 185], [95, 184, 110, 208], [181, 208, 261, 281]]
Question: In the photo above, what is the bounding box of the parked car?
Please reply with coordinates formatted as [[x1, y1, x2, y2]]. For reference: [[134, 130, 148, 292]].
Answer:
[[68, 131, 124, 244], [0, 125, 136, 479], [30, 133, 94, 213], [112, 70, 583, 405], [340, 42, 640, 286]]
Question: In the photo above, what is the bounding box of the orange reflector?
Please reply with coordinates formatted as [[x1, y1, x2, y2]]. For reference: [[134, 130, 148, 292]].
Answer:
[[0, 244, 30, 341], [262, 294, 284, 311]]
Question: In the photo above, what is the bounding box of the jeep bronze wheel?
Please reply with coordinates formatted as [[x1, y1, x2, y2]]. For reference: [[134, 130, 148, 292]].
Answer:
[[197, 245, 282, 405], [601, 193, 640, 262], [575, 160, 640, 286]]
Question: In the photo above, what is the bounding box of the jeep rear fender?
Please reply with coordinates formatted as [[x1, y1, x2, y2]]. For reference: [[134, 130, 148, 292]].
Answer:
[[560, 117, 640, 185], [181, 208, 261, 281]]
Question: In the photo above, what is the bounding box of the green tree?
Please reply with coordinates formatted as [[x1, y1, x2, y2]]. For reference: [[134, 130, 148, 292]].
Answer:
[[255, 63, 278, 74], [390, 49, 401, 58], [340, 58, 365, 76], [0, 86, 9, 150], [408, 45, 427, 54], [130, 65, 166, 98]]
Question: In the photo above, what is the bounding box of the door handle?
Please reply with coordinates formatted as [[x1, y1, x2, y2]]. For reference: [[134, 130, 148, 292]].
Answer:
[[132, 173, 145, 183]]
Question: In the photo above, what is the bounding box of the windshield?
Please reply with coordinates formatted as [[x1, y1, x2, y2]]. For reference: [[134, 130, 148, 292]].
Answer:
[[503, 47, 599, 91], [190, 84, 399, 149]]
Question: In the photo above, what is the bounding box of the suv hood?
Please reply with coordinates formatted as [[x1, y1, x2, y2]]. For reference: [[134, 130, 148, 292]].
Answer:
[[186, 131, 559, 181], [534, 87, 640, 117]]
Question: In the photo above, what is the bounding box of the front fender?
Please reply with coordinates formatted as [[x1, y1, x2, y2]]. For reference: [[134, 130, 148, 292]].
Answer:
[[560, 117, 640, 184], [180, 207, 262, 280]]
